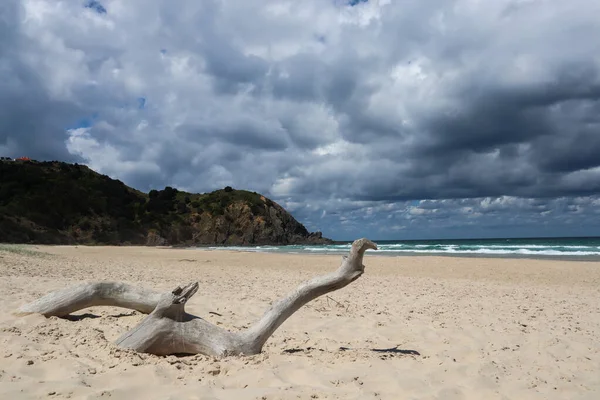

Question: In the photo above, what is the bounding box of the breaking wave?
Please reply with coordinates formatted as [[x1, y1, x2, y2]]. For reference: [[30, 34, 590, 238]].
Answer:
[[196, 238, 600, 258]]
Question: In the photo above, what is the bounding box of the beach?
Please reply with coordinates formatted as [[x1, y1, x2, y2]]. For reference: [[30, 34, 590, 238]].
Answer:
[[1, 245, 599, 399]]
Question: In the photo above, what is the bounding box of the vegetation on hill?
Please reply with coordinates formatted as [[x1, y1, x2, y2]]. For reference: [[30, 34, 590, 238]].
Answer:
[[0, 160, 332, 246]]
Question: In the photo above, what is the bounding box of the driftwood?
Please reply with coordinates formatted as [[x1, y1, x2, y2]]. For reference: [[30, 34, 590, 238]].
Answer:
[[16, 238, 377, 357]]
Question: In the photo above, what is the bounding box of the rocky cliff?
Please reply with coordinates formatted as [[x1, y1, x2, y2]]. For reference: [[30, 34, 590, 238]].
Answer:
[[0, 160, 332, 246]]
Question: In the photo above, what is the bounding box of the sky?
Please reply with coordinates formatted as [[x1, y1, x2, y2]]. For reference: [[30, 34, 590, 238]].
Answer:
[[1, 0, 600, 240]]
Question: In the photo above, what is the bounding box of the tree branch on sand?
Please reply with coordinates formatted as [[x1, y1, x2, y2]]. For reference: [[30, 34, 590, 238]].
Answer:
[[16, 238, 378, 357]]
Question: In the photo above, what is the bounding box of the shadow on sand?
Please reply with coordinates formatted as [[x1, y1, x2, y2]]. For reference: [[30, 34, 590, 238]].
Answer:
[[64, 313, 101, 321], [284, 345, 420, 356], [64, 311, 138, 321]]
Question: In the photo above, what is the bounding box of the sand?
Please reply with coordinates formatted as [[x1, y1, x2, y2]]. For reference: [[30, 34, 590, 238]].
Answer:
[[0, 244, 599, 400]]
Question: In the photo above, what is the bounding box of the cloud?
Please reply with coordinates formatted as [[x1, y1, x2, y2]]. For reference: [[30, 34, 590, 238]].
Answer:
[[2, 0, 600, 239]]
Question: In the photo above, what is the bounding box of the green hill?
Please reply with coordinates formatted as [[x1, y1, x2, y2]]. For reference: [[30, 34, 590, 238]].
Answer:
[[0, 160, 332, 246]]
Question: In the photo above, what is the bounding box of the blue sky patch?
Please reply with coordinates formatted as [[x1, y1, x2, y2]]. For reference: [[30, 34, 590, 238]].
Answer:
[[67, 113, 99, 130]]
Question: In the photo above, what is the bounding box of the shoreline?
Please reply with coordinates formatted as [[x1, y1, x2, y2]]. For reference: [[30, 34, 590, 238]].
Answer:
[[188, 247, 600, 262], [5, 237, 600, 262], [5, 242, 600, 262]]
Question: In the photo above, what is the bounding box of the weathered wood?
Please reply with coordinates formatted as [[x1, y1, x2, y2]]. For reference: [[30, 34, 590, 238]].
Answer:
[[16, 282, 162, 317], [239, 238, 377, 354], [17, 238, 377, 357]]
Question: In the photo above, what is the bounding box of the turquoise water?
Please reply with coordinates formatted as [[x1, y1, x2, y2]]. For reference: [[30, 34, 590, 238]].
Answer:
[[198, 237, 600, 259]]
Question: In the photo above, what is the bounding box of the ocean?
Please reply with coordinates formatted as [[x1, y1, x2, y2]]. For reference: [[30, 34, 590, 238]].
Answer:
[[198, 237, 600, 260]]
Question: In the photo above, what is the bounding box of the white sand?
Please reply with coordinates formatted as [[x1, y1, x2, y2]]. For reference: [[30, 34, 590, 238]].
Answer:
[[1, 245, 599, 399]]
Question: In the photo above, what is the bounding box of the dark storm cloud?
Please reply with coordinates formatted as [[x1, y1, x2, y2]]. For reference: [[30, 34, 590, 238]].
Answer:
[[204, 46, 269, 93], [418, 66, 600, 165], [2, 0, 600, 239], [268, 54, 324, 102]]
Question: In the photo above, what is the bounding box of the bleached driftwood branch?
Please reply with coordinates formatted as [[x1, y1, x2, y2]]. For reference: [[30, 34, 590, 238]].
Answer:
[[17, 282, 162, 316], [16, 238, 377, 357]]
